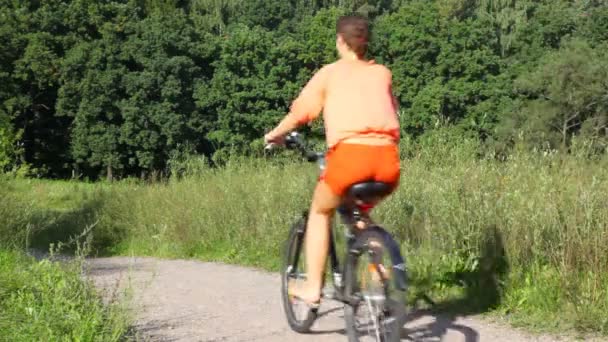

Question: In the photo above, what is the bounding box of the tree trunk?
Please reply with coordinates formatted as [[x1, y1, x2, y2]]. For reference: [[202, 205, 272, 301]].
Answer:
[[107, 163, 113, 182], [562, 119, 568, 149]]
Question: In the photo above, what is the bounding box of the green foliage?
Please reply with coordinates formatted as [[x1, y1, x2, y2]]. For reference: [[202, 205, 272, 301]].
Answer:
[[499, 38, 608, 150], [373, 1, 503, 136], [0, 250, 130, 341], [196, 25, 305, 154], [577, 4, 608, 46], [4, 136, 608, 334], [2, 1, 607, 335], [295, 7, 345, 65], [0, 113, 20, 172], [372, 2, 442, 134], [474, 0, 534, 57], [0, 179, 32, 248], [0, 0, 607, 178]]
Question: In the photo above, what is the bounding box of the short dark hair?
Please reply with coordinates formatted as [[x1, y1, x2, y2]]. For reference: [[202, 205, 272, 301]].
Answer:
[[336, 15, 369, 57]]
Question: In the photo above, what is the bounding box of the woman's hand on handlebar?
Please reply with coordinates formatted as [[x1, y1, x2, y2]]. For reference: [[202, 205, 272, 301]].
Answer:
[[264, 114, 300, 148], [264, 132, 285, 146]]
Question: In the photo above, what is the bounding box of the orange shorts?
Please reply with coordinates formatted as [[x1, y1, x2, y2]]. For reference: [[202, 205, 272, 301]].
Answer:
[[320, 143, 401, 196]]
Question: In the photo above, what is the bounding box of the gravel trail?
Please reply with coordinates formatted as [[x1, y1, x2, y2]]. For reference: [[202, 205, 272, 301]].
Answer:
[[85, 256, 592, 342]]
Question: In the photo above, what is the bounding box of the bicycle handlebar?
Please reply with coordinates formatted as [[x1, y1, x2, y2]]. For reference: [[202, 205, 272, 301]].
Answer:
[[264, 142, 279, 152], [264, 132, 325, 168]]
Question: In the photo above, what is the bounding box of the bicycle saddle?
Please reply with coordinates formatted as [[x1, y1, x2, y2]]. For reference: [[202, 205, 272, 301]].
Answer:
[[345, 181, 393, 204]]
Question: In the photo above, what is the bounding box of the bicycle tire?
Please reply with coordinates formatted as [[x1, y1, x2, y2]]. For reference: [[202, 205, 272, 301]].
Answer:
[[281, 213, 318, 333], [343, 233, 404, 342]]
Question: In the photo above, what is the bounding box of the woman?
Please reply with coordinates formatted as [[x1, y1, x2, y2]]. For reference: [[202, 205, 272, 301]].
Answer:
[[264, 14, 401, 307]]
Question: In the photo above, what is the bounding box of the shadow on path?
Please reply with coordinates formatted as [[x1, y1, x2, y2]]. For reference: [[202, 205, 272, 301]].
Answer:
[[399, 225, 509, 341], [401, 309, 480, 342]]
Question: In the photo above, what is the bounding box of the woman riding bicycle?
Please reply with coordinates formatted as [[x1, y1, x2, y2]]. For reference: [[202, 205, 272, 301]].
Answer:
[[264, 14, 401, 307]]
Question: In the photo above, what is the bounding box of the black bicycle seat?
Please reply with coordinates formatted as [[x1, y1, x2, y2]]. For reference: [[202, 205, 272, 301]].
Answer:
[[345, 181, 393, 204]]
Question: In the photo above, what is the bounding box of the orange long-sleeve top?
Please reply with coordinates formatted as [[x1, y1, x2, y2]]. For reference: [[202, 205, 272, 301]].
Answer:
[[287, 59, 400, 148]]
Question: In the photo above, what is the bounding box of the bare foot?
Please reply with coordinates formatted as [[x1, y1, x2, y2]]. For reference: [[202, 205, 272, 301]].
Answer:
[[287, 279, 321, 306]]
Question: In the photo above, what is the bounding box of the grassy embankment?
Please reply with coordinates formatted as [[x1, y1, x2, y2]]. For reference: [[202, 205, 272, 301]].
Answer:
[[0, 185, 131, 341], [3, 133, 607, 336]]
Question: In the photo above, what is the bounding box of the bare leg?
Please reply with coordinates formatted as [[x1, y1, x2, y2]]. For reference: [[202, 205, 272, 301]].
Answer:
[[289, 181, 341, 303]]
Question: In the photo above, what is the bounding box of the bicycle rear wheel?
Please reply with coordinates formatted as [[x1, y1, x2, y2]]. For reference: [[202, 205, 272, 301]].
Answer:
[[343, 234, 405, 342], [281, 214, 318, 333]]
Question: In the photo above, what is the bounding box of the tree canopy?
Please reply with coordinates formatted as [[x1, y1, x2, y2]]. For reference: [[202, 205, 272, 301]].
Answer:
[[0, 0, 606, 179]]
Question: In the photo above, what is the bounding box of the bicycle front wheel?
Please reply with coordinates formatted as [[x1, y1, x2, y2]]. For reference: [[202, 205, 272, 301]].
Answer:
[[281, 213, 318, 333], [343, 234, 405, 342]]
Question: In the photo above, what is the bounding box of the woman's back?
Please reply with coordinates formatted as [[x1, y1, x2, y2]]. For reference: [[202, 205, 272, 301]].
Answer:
[[323, 59, 399, 146], [289, 59, 400, 147]]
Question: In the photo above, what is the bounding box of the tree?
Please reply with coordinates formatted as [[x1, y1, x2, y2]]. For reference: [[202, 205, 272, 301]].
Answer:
[[189, 0, 243, 34], [236, 0, 294, 30], [0, 1, 74, 177], [372, 2, 442, 135], [373, 1, 502, 137], [434, 15, 503, 129], [194, 25, 305, 156], [294, 7, 346, 66], [118, 10, 214, 175], [499, 39, 608, 150], [0, 112, 22, 173], [56, 1, 143, 180], [475, 0, 535, 58], [1, 0, 607, 179], [508, 0, 579, 66], [577, 3, 608, 47], [59, 38, 128, 180]]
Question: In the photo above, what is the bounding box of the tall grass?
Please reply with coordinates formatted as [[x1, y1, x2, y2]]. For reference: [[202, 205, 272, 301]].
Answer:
[[3, 132, 608, 334], [0, 250, 131, 341], [0, 178, 132, 341]]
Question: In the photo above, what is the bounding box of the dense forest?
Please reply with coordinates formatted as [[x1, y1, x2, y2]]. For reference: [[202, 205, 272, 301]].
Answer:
[[0, 0, 607, 179]]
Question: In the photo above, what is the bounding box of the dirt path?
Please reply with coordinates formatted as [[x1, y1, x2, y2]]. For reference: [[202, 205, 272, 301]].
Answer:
[[85, 256, 585, 342]]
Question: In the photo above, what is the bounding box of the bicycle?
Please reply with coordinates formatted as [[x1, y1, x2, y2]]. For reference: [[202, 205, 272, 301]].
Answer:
[[266, 131, 409, 342]]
